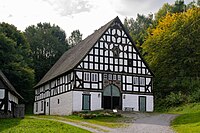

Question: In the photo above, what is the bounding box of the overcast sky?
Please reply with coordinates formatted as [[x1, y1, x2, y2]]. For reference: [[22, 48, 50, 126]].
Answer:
[[0, 0, 193, 38]]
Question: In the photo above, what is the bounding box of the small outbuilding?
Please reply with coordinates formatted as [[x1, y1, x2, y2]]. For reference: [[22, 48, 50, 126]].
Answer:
[[0, 70, 24, 118]]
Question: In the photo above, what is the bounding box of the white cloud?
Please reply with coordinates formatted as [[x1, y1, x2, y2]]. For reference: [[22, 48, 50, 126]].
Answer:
[[0, 0, 195, 39]]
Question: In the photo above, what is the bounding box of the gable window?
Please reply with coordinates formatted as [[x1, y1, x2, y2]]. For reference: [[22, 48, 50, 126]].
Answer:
[[84, 72, 90, 81], [140, 77, 145, 85], [91, 73, 98, 82], [133, 77, 138, 85]]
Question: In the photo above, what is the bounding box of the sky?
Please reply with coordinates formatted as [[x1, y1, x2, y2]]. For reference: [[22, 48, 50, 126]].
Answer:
[[0, 0, 193, 38]]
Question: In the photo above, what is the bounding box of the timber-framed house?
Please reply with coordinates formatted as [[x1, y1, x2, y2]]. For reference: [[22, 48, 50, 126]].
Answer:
[[0, 70, 24, 118], [34, 17, 154, 115]]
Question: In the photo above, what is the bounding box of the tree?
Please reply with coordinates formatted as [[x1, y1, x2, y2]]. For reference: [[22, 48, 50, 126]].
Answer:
[[155, 0, 186, 22], [25, 23, 69, 82], [142, 8, 200, 100], [68, 30, 82, 46], [124, 14, 153, 51], [0, 22, 34, 104]]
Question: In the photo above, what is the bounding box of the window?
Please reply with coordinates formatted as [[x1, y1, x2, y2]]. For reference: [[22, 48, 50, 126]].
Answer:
[[133, 77, 138, 85], [117, 75, 121, 80], [113, 75, 116, 80], [108, 74, 112, 80], [104, 74, 107, 79], [91, 73, 98, 82], [57, 78, 60, 86], [84, 72, 90, 81], [36, 103, 38, 112], [140, 77, 145, 85], [58, 99, 60, 104], [41, 101, 43, 111]]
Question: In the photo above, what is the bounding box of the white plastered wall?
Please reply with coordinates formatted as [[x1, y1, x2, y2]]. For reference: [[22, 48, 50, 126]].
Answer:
[[50, 91, 73, 115], [34, 99, 44, 114], [90, 92, 102, 111], [122, 94, 154, 112], [72, 91, 102, 112]]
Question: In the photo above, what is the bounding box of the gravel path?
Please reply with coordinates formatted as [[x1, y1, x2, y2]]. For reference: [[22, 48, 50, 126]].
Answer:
[[30, 112, 178, 133], [111, 112, 178, 133]]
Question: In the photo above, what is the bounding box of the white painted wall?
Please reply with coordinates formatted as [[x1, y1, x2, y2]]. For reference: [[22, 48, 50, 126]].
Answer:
[[50, 91, 73, 115], [33, 100, 44, 114], [8, 92, 18, 111], [45, 98, 50, 115], [72, 91, 102, 112], [146, 95, 154, 112], [122, 94, 154, 112], [8, 92, 18, 104], [0, 89, 5, 99], [90, 92, 102, 111], [122, 94, 138, 111], [72, 91, 82, 112]]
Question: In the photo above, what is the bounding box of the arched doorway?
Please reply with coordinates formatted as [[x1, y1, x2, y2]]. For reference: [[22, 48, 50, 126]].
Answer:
[[103, 84, 121, 109]]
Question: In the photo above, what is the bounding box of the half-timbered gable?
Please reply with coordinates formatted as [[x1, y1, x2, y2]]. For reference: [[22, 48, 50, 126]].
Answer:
[[74, 18, 153, 94], [34, 17, 154, 115]]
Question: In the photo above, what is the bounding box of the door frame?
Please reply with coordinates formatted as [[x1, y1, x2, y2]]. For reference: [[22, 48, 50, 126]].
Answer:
[[82, 94, 91, 110]]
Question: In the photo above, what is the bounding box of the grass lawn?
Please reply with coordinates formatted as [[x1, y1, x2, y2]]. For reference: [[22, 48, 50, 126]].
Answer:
[[36, 112, 127, 128], [168, 103, 200, 133], [0, 117, 91, 133]]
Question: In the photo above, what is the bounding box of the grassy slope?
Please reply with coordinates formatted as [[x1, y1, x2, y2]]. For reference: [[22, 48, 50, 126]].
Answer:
[[0, 117, 90, 133], [168, 103, 200, 133]]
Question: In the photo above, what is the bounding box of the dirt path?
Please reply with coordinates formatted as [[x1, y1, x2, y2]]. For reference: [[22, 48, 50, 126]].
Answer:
[[30, 113, 178, 133], [111, 112, 178, 133]]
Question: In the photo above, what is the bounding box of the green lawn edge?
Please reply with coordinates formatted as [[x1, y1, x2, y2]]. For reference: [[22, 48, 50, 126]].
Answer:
[[167, 103, 200, 133]]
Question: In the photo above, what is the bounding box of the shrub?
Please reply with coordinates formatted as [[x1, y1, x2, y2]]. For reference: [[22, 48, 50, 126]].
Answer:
[[165, 91, 187, 107]]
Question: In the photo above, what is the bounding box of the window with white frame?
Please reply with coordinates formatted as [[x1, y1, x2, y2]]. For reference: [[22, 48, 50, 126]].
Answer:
[[91, 73, 98, 82], [84, 72, 90, 81], [133, 77, 138, 85], [140, 77, 145, 85]]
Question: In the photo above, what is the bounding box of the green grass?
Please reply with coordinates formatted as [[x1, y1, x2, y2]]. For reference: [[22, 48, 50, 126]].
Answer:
[[168, 103, 200, 133], [37, 114, 127, 128], [0, 117, 91, 133]]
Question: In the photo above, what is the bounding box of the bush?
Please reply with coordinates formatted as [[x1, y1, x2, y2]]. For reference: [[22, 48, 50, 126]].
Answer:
[[72, 110, 121, 119], [165, 91, 187, 107]]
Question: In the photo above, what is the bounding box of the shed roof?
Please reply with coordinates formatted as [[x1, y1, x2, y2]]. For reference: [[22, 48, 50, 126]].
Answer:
[[0, 70, 23, 99]]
